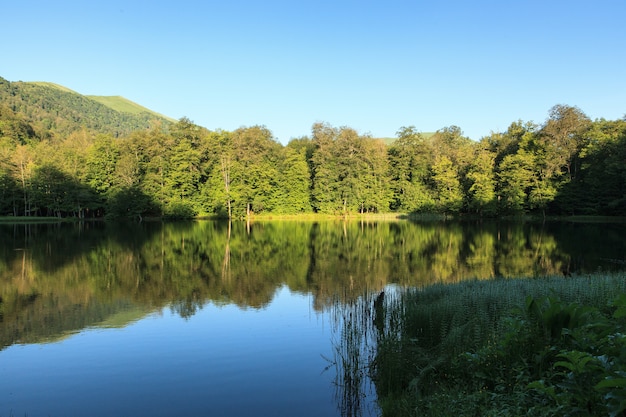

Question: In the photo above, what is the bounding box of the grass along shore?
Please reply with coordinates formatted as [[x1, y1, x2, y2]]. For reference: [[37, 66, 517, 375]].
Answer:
[[358, 273, 626, 416]]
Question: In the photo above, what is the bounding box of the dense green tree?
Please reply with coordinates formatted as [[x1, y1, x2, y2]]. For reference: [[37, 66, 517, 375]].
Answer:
[[335, 128, 368, 213], [0, 137, 20, 214], [487, 120, 536, 167], [53, 130, 92, 180], [106, 186, 158, 220], [539, 104, 591, 182], [429, 126, 476, 212], [0, 168, 19, 215], [133, 128, 175, 215], [431, 155, 464, 213], [466, 148, 497, 215], [235, 126, 279, 215], [10, 144, 35, 215], [1, 88, 626, 219], [274, 147, 312, 213], [310, 123, 391, 214], [165, 138, 201, 217], [388, 126, 434, 212], [28, 163, 100, 217], [560, 118, 626, 215], [430, 125, 474, 168], [359, 138, 393, 213], [86, 134, 119, 196], [310, 123, 341, 213], [497, 151, 535, 213], [170, 117, 207, 148], [196, 129, 238, 218], [0, 103, 38, 144]]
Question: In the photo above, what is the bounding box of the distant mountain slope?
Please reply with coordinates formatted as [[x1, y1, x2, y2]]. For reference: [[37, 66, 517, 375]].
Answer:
[[29, 81, 78, 94], [0, 76, 173, 140], [87, 95, 176, 121]]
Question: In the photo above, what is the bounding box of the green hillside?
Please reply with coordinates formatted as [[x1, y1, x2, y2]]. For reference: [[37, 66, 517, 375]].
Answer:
[[87, 95, 176, 121], [29, 81, 78, 94], [0, 76, 173, 140]]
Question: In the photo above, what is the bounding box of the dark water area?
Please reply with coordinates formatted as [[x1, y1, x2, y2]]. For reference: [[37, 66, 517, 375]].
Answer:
[[1, 219, 625, 416]]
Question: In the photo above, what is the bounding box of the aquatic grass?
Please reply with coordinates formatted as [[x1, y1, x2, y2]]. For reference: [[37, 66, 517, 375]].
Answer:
[[371, 273, 626, 416], [0, 216, 67, 223], [392, 274, 626, 353], [326, 291, 381, 417]]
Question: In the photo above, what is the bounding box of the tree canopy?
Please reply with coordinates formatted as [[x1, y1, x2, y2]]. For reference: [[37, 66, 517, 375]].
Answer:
[[1, 81, 624, 219]]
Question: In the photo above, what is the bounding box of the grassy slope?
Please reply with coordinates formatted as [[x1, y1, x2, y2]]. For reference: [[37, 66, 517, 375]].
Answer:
[[28, 81, 78, 93], [88, 95, 176, 121], [26, 80, 175, 121]]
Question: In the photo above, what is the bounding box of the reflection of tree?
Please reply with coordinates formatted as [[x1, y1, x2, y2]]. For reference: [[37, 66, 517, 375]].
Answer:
[[221, 220, 231, 281], [326, 291, 380, 417], [1, 220, 625, 349]]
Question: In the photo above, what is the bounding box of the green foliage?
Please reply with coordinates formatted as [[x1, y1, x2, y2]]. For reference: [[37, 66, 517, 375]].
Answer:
[[0, 77, 172, 139], [497, 151, 535, 213], [105, 186, 158, 220], [273, 147, 312, 213], [2, 75, 626, 218], [466, 149, 497, 215], [431, 155, 464, 213], [556, 118, 626, 215], [371, 276, 626, 416], [85, 134, 119, 195], [0, 103, 37, 144], [310, 123, 391, 214], [388, 126, 435, 212]]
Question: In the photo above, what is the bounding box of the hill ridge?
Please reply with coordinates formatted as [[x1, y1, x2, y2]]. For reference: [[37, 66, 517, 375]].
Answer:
[[87, 94, 176, 121], [0, 75, 174, 139]]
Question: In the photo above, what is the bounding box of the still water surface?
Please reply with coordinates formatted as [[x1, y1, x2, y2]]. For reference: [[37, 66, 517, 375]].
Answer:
[[3, 287, 345, 416], [1, 219, 625, 416]]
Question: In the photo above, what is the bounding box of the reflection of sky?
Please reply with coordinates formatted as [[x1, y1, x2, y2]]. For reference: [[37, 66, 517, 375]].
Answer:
[[1, 287, 373, 417]]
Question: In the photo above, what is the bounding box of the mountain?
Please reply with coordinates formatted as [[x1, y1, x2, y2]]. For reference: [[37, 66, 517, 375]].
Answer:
[[87, 94, 175, 121], [0, 76, 174, 140]]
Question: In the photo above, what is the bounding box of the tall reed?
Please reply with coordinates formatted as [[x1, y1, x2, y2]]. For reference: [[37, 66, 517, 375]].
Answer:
[[372, 273, 626, 416], [327, 290, 382, 417]]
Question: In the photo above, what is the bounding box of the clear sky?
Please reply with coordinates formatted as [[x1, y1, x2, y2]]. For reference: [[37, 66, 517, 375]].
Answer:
[[2, 0, 625, 143]]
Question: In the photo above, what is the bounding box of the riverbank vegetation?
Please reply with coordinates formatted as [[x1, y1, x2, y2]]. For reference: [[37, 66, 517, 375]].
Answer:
[[2, 76, 625, 220], [370, 274, 626, 416]]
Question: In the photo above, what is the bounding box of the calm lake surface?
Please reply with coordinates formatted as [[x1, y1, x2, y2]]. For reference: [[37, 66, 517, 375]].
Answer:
[[1, 219, 626, 416]]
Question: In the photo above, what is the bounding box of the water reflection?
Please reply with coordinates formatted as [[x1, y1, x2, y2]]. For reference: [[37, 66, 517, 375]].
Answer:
[[1, 219, 626, 349], [1, 219, 626, 416], [326, 291, 382, 417]]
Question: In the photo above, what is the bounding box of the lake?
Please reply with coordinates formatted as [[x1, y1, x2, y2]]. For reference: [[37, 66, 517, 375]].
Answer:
[[1, 219, 625, 416]]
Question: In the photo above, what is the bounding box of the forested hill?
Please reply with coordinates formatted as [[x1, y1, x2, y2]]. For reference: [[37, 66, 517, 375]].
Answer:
[[1, 74, 625, 220], [0, 76, 173, 140]]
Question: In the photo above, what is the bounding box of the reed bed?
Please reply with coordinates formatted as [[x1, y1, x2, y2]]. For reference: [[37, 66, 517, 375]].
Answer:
[[326, 291, 382, 417], [333, 273, 626, 416], [387, 273, 626, 355], [378, 273, 626, 416]]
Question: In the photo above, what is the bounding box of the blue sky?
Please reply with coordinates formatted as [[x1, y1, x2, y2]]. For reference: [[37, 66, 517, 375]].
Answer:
[[2, 0, 625, 143]]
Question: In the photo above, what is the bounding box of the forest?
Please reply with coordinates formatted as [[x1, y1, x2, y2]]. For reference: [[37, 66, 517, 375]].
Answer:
[[1, 76, 625, 219]]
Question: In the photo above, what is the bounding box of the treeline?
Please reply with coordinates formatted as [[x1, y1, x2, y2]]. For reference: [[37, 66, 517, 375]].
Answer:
[[1, 102, 625, 219], [4, 219, 623, 347]]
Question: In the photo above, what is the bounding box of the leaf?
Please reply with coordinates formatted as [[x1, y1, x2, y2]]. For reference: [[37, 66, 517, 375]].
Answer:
[[554, 360, 575, 371], [596, 377, 626, 390]]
